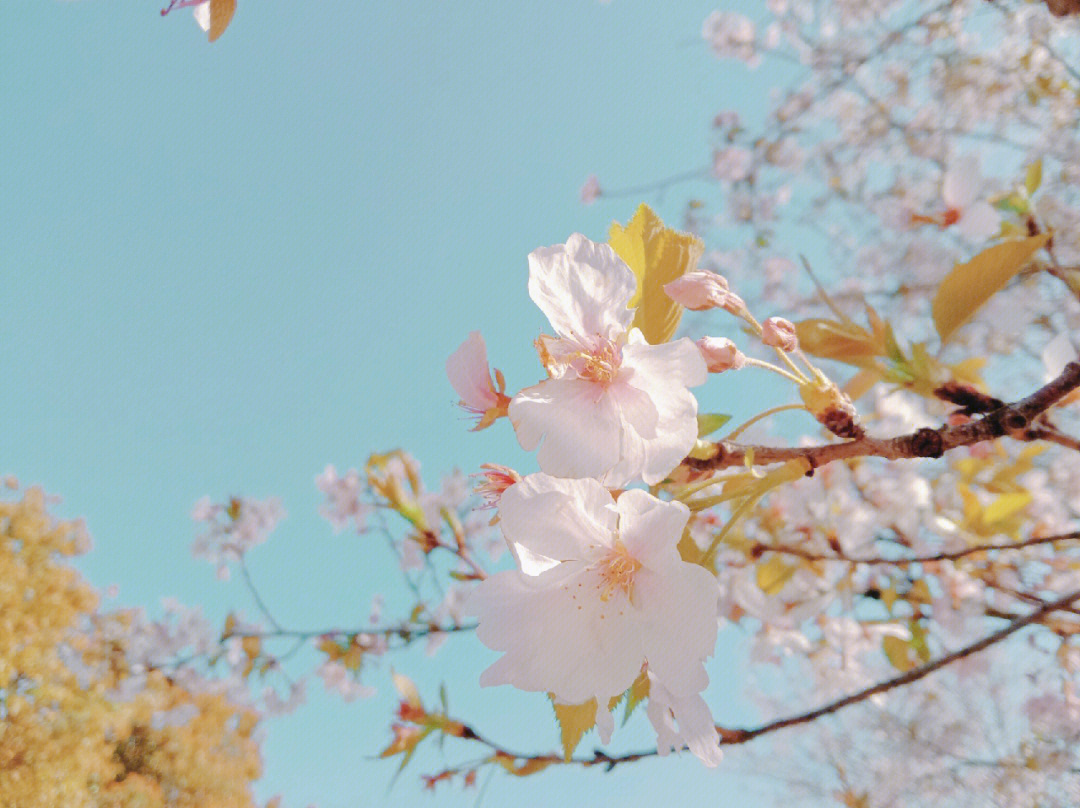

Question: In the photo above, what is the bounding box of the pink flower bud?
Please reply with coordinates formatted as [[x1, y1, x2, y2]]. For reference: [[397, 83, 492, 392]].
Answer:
[[695, 337, 745, 373], [663, 271, 733, 311], [761, 317, 798, 352]]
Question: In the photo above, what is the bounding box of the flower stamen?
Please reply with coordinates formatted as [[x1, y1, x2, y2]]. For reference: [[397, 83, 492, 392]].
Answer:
[[597, 540, 641, 602]]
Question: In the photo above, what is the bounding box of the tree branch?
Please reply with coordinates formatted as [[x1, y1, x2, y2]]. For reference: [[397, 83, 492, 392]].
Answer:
[[755, 530, 1080, 566], [683, 362, 1080, 473]]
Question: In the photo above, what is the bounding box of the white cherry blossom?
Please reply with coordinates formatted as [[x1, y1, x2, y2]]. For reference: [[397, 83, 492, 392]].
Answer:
[[466, 474, 720, 763], [509, 234, 707, 486]]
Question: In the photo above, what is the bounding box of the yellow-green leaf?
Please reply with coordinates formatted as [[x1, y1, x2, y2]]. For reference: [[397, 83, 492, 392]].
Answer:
[[550, 696, 597, 761], [882, 635, 916, 672], [622, 671, 651, 726], [609, 204, 703, 344], [1025, 160, 1043, 196], [756, 556, 796, 595], [794, 318, 882, 365], [983, 491, 1033, 524], [931, 234, 1051, 343], [697, 413, 732, 438], [207, 0, 236, 41]]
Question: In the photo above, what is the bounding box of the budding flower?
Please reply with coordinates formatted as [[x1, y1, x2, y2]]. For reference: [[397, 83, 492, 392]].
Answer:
[[695, 337, 746, 373], [761, 317, 798, 352], [663, 270, 740, 312]]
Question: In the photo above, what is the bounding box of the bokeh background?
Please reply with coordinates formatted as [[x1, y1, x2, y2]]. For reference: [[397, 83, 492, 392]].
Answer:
[[4, 2, 784, 804]]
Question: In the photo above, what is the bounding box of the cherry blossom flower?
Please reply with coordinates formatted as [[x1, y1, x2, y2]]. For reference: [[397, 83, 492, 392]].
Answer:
[[467, 474, 720, 762], [446, 331, 510, 430], [509, 235, 707, 486], [579, 174, 602, 205], [315, 465, 369, 533], [911, 156, 1001, 240]]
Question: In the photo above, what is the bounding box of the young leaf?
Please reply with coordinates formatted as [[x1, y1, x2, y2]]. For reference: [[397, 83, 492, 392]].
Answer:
[[1025, 159, 1043, 196], [550, 696, 597, 761], [623, 671, 651, 726], [207, 0, 236, 42], [931, 234, 1051, 343], [609, 204, 703, 345], [756, 555, 796, 595], [697, 413, 732, 438]]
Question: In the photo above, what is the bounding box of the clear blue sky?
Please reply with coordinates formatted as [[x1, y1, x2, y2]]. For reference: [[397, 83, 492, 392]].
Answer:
[[3, 1, 784, 805]]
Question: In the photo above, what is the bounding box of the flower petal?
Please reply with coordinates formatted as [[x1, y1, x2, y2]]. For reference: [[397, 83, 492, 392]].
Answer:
[[497, 475, 616, 568], [510, 378, 622, 480], [615, 489, 689, 570], [446, 331, 498, 411], [528, 234, 636, 340], [646, 674, 723, 767], [468, 563, 644, 704]]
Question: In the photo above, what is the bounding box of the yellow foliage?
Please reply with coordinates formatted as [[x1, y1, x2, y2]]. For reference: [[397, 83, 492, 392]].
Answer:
[[931, 234, 1051, 343], [0, 488, 263, 808], [608, 204, 703, 345]]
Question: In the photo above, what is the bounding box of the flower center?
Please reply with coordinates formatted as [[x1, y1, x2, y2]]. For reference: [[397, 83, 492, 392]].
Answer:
[[572, 338, 623, 385], [597, 540, 641, 602]]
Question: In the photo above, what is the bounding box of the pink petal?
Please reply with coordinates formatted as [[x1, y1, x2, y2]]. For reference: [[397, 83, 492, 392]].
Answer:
[[446, 331, 499, 411], [527, 234, 636, 341], [510, 378, 622, 480]]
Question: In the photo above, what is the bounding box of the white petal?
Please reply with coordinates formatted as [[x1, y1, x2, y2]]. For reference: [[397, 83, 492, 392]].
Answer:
[[446, 331, 497, 411], [646, 675, 723, 767], [527, 234, 636, 340], [615, 338, 706, 484], [616, 489, 689, 570], [510, 378, 622, 479], [957, 201, 1000, 241], [1042, 333, 1077, 381], [633, 563, 719, 695], [193, 1, 211, 31], [498, 475, 616, 567], [468, 563, 643, 704], [942, 157, 979, 209]]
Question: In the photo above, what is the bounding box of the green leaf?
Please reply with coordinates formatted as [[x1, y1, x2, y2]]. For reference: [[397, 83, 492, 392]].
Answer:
[[550, 696, 597, 761], [609, 204, 704, 345], [931, 234, 1051, 343], [696, 413, 732, 438], [1025, 160, 1043, 196]]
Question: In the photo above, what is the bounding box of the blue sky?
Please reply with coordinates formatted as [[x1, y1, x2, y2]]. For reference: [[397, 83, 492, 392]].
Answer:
[[3, 1, 786, 805]]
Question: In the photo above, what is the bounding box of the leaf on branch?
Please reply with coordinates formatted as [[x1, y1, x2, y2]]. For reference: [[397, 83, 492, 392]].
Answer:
[[550, 696, 597, 761], [609, 204, 703, 345], [622, 670, 651, 726], [207, 0, 236, 42], [882, 634, 917, 672], [931, 234, 1051, 343], [756, 555, 796, 595], [1025, 160, 1043, 196], [494, 752, 552, 777], [697, 413, 732, 438]]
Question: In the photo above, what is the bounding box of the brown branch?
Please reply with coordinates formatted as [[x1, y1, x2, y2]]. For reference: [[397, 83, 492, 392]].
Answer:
[[684, 361, 1080, 473], [755, 530, 1080, 566], [450, 588, 1080, 771]]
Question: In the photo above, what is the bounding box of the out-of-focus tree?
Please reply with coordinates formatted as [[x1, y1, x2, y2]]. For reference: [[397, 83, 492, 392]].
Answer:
[[0, 484, 266, 808]]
